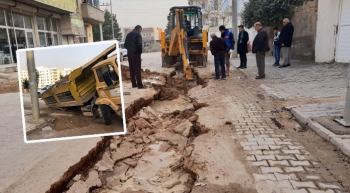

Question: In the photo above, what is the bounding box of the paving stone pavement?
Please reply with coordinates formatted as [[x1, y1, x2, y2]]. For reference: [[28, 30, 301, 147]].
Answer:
[[233, 54, 348, 100], [189, 67, 349, 193], [232, 102, 349, 192]]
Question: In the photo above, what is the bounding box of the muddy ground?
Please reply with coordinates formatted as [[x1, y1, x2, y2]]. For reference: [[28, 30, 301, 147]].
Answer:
[[54, 64, 350, 193], [24, 97, 124, 140]]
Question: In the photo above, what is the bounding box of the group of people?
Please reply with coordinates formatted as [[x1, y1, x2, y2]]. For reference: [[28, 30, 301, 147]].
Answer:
[[209, 18, 294, 80]]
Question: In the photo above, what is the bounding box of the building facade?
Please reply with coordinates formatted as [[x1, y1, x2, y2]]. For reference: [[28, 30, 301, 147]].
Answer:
[[122, 27, 162, 47], [0, 0, 104, 66]]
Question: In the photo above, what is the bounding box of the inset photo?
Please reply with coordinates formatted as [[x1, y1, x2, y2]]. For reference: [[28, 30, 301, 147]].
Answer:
[[17, 41, 126, 143]]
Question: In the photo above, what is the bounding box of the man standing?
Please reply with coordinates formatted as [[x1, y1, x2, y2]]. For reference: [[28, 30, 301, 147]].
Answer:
[[273, 27, 281, 66], [210, 33, 227, 80], [184, 15, 191, 36], [252, 22, 270, 79], [237, 25, 249, 69], [219, 25, 234, 77], [277, 18, 294, 68], [124, 25, 146, 89]]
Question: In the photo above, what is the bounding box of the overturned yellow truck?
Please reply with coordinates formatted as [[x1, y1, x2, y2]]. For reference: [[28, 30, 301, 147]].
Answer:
[[41, 44, 123, 125]]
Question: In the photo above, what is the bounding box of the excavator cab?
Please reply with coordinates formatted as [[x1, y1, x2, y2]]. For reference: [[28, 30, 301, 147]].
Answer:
[[161, 6, 208, 70]]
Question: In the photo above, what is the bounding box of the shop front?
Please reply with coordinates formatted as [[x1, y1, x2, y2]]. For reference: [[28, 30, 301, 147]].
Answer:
[[0, 0, 77, 65]]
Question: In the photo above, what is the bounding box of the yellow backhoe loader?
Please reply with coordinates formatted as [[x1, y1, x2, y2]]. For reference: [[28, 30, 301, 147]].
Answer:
[[161, 6, 208, 83]]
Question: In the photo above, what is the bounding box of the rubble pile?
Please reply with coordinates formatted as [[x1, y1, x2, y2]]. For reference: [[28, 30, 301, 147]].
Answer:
[[64, 75, 210, 192]]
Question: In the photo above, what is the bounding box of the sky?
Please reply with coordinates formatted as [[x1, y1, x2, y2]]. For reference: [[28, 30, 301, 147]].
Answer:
[[98, 0, 247, 29], [18, 41, 118, 70]]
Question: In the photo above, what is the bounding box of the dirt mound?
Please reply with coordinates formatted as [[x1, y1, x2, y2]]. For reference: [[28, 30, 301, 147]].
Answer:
[[143, 43, 161, 53], [0, 80, 19, 94], [121, 65, 160, 82], [153, 74, 187, 101]]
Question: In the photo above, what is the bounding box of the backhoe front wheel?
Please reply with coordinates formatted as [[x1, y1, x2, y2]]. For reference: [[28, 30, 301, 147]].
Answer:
[[196, 55, 207, 67], [99, 104, 112, 125]]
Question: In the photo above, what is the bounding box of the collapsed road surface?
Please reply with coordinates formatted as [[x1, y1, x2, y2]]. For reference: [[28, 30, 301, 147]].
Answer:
[[49, 52, 350, 193]]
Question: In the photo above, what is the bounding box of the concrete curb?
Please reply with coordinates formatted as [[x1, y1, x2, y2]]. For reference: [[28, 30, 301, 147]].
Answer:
[[259, 84, 285, 100], [290, 107, 350, 157]]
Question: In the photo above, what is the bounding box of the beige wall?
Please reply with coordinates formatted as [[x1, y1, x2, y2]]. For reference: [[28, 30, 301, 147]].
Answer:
[[86, 24, 93, 43], [315, 0, 341, 63]]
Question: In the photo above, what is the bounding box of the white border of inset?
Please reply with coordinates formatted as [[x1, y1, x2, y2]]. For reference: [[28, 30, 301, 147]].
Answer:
[[17, 40, 127, 143]]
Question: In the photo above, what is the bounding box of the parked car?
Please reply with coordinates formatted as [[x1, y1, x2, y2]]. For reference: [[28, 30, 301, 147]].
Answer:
[[37, 85, 53, 97]]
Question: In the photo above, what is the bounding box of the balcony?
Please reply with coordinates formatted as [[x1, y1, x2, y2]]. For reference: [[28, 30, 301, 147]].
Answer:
[[81, 3, 104, 25], [60, 14, 86, 36], [221, 0, 232, 16]]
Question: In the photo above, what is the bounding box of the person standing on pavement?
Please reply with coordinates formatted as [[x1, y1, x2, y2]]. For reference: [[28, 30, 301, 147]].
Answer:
[[124, 25, 146, 89], [252, 22, 270, 79], [273, 27, 281, 66], [210, 33, 227, 80], [237, 25, 249, 69], [277, 18, 294, 68], [219, 25, 235, 77]]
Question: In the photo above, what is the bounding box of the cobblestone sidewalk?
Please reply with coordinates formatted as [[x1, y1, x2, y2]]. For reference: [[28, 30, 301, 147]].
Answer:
[[232, 54, 348, 100], [233, 104, 347, 193]]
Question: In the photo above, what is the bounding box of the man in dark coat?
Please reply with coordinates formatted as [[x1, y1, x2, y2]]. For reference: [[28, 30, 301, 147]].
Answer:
[[237, 25, 249, 69], [252, 22, 270, 79], [277, 18, 294, 68], [124, 25, 146, 89], [210, 33, 227, 80]]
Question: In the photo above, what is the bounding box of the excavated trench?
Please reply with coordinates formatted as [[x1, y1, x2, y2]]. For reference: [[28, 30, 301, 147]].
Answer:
[[48, 66, 212, 193]]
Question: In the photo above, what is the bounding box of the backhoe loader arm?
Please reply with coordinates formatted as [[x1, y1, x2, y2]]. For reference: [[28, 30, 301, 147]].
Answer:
[[167, 9, 195, 81]]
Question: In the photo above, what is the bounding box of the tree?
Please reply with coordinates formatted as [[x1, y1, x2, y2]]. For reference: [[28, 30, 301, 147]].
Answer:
[[164, 20, 171, 35], [22, 78, 29, 89], [93, 9, 122, 41], [241, 0, 311, 28], [60, 73, 64, 80]]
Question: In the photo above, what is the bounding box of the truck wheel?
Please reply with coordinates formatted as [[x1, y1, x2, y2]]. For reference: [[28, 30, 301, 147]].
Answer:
[[99, 105, 112, 125]]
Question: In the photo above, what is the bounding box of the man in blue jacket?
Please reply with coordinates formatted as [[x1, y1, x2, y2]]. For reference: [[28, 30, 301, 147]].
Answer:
[[219, 25, 235, 77], [124, 25, 146, 89]]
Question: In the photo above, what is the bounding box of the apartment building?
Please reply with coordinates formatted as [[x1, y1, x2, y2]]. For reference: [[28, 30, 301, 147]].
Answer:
[[21, 66, 72, 88], [122, 27, 163, 47], [0, 0, 104, 65]]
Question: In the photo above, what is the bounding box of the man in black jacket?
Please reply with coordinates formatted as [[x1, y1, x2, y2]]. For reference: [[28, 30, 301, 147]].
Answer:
[[237, 25, 249, 69], [252, 22, 270, 79], [210, 33, 227, 80], [124, 25, 146, 89], [277, 18, 294, 68]]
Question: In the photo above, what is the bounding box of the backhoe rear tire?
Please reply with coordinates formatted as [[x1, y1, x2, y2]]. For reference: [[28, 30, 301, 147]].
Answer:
[[99, 105, 112, 125]]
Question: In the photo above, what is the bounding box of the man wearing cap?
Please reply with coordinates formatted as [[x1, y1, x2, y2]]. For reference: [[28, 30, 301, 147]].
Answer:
[[252, 22, 270, 79], [219, 25, 235, 77], [124, 25, 146, 89]]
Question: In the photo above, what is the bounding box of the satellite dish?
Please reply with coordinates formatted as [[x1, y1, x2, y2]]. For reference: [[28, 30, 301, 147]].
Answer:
[[188, 0, 193, 5]]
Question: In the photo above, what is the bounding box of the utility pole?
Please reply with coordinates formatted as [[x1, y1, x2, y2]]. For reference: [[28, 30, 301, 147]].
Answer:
[[231, 0, 238, 58], [97, 3, 103, 41], [26, 50, 40, 120], [100, 1, 114, 40], [110, 0, 114, 40]]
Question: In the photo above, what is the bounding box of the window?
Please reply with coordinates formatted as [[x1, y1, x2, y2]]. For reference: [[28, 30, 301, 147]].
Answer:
[[214, 0, 218, 10], [96, 64, 118, 85], [36, 16, 59, 46]]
